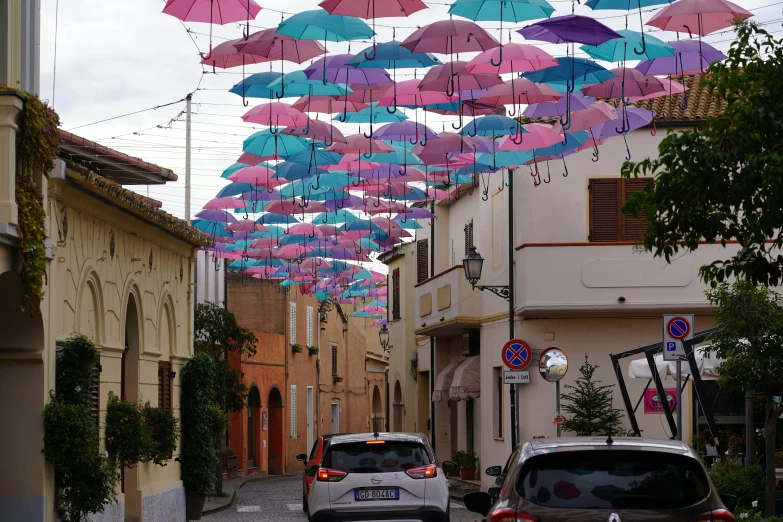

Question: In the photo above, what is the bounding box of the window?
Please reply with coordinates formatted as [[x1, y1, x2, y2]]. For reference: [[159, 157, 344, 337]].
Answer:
[[91, 358, 101, 426], [392, 268, 400, 321], [306, 306, 314, 347], [331, 344, 338, 376], [158, 361, 172, 411], [464, 219, 474, 256], [323, 441, 431, 473], [290, 385, 298, 439], [290, 302, 297, 345], [417, 239, 428, 283], [493, 367, 503, 439], [518, 451, 710, 510], [589, 178, 651, 242]]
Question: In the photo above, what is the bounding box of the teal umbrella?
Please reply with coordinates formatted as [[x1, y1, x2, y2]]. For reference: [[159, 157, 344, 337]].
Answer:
[[268, 71, 353, 99], [312, 209, 359, 224], [448, 0, 555, 66], [580, 29, 673, 62], [335, 103, 409, 124], [243, 130, 310, 158], [277, 10, 374, 42]]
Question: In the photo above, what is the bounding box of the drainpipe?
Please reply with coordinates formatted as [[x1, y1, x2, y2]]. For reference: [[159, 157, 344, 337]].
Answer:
[[385, 368, 390, 432], [316, 305, 321, 439], [508, 170, 517, 449], [429, 200, 436, 450]]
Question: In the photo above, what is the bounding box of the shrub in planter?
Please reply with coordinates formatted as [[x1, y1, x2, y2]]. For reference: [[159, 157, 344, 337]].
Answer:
[[181, 352, 225, 519], [459, 452, 478, 481], [292, 343, 303, 353], [449, 451, 464, 477], [143, 403, 179, 466], [105, 392, 153, 468], [308, 345, 319, 355], [709, 455, 765, 514]]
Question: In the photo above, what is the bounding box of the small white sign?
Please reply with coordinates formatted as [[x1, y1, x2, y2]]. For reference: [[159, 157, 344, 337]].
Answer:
[[504, 370, 530, 384], [663, 314, 694, 361], [532, 349, 542, 366]]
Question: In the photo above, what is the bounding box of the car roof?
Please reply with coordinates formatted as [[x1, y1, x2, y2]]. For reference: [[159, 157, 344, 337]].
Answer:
[[524, 436, 697, 459], [328, 432, 430, 446]]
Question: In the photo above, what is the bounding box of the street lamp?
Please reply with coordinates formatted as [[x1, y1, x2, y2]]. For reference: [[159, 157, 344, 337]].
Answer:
[[379, 324, 390, 352], [462, 245, 511, 301]]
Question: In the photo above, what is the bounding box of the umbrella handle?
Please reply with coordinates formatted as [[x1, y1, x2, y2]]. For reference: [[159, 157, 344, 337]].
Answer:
[[214, 256, 221, 272], [275, 81, 285, 99], [533, 173, 541, 187], [543, 162, 551, 184], [511, 124, 523, 145], [562, 156, 568, 177], [445, 76, 455, 97], [624, 134, 631, 161], [451, 93, 463, 130], [365, 40, 377, 61]]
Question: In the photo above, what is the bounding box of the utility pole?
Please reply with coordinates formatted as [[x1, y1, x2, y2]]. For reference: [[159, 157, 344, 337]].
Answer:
[[185, 93, 192, 223], [508, 170, 517, 449], [429, 199, 436, 450]]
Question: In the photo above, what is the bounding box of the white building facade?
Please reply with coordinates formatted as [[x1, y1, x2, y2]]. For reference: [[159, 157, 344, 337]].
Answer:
[[385, 94, 735, 491]]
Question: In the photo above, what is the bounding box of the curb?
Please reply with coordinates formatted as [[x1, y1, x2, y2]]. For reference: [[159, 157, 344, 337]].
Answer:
[[203, 472, 301, 516]]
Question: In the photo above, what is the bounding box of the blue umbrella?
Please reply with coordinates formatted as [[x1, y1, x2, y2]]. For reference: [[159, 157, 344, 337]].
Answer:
[[277, 10, 374, 42], [585, 0, 676, 56], [256, 213, 301, 225], [461, 115, 528, 137], [580, 29, 673, 62], [216, 182, 256, 198], [286, 149, 344, 166], [267, 71, 353, 99], [229, 71, 280, 99]]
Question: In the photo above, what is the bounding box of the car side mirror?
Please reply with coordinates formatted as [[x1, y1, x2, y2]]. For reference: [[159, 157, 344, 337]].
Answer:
[[485, 465, 502, 477], [495, 474, 506, 486], [464, 492, 493, 517], [305, 465, 319, 477], [720, 494, 738, 512], [442, 460, 457, 474], [296, 453, 308, 463], [488, 487, 501, 499]]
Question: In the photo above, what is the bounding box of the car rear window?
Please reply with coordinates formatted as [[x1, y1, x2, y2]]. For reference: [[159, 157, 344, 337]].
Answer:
[[323, 441, 431, 473], [518, 450, 710, 510]]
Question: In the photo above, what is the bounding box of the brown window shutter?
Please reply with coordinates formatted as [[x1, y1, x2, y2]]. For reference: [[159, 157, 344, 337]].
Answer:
[[589, 179, 621, 242], [464, 220, 474, 256], [416, 239, 428, 283], [392, 268, 401, 321], [622, 178, 651, 241], [331, 345, 338, 376], [158, 361, 172, 411], [91, 360, 101, 427]]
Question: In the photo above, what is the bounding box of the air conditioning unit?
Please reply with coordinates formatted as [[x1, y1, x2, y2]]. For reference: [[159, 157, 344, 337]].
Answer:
[[462, 330, 480, 357]]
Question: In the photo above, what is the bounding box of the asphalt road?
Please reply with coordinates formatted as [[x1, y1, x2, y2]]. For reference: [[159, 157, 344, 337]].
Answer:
[[204, 473, 480, 522]]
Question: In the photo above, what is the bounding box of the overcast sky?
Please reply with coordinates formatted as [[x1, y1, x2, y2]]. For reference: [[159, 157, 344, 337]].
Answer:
[[38, 0, 781, 224]]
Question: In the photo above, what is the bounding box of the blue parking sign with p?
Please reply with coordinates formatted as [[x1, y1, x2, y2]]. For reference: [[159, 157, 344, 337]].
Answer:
[[666, 341, 677, 352]]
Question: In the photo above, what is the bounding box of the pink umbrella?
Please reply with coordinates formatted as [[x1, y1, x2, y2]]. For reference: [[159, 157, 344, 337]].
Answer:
[[549, 101, 618, 133], [326, 134, 394, 154], [477, 78, 562, 109], [273, 245, 315, 259], [234, 28, 328, 63], [237, 152, 264, 165], [265, 199, 328, 214], [323, 154, 380, 172], [287, 223, 324, 237], [627, 78, 687, 101], [227, 221, 269, 232], [227, 166, 283, 186], [242, 102, 307, 128], [401, 19, 500, 55], [581, 68, 665, 100], [199, 38, 269, 72], [465, 43, 558, 75], [419, 60, 503, 99], [498, 123, 563, 151], [283, 119, 348, 145], [376, 79, 457, 113], [647, 0, 751, 36], [163, 0, 262, 59], [292, 96, 369, 114], [203, 196, 250, 210]]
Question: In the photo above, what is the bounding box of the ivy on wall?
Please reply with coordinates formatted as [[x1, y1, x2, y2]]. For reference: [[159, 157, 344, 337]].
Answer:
[[1, 86, 60, 312]]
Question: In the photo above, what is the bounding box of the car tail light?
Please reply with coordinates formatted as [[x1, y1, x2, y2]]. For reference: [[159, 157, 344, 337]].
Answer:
[[691, 509, 736, 522], [405, 464, 437, 479], [489, 508, 537, 522], [316, 468, 347, 482]]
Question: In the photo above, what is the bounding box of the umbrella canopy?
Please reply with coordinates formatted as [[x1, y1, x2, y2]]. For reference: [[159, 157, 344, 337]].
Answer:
[[347, 41, 441, 69], [498, 123, 563, 151], [401, 19, 500, 54], [465, 43, 558, 74], [523, 92, 596, 118], [200, 37, 270, 69], [591, 106, 654, 139], [243, 130, 310, 158], [277, 9, 375, 42], [419, 61, 503, 93], [319, 0, 427, 18], [519, 14, 622, 46], [448, 0, 555, 22], [162, 0, 261, 24], [581, 68, 665, 99], [229, 71, 280, 99], [303, 54, 391, 85], [336, 103, 409, 123], [550, 100, 618, 133], [267, 71, 353, 98], [241, 102, 307, 127], [580, 29, 674, 62], [635, 40, 727, 75], [235, 28, 328, 63], [646, 0, 752, 36], [461, 115, 525, 137], [521, 57, 616, 87], [477, 78, 562, 106], [373, 121, 439, 142]]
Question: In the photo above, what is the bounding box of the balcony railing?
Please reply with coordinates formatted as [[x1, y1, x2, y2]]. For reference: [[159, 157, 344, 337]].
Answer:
[[413, 265, 482, 337]]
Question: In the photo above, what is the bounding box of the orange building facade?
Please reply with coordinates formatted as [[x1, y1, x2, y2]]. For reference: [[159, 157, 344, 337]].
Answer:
[[226, 274, 388, 476]]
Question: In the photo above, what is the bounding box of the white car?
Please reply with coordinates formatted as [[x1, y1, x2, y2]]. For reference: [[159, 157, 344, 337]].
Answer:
[[306, 432, 455, 522]]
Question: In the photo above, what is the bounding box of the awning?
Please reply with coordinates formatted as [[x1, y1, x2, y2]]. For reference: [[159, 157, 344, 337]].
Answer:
[[432, 361, 461, 402], [628, 344, 722, 381], [450, 356, 480, 401]]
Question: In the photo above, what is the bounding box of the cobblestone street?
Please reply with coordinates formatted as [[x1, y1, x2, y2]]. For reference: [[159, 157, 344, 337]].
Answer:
[[204, 473, 480, 522]]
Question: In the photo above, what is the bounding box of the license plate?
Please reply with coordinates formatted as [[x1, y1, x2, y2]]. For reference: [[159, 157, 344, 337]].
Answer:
[[355, 488, 399, 501]]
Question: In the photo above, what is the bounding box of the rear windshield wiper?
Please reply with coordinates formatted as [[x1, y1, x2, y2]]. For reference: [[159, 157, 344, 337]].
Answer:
[[348, 467, 383, 473]]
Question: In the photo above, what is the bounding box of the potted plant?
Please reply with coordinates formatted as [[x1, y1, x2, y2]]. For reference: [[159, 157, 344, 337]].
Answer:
[[144, 403, 179, 466], [449, 451, 464, 477], [222, 446, 238, 475], [292, 343, 303, 353], [308, 345, 319, 356], [105, 392, 153, 469], [181, 352, 225, 520], [459, 451, 478, 481]]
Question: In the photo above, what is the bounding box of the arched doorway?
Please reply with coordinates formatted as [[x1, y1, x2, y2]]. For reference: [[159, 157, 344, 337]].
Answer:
[[122, 292, 142, 520], [267, 387, 284, 475], [371, 385, 382, 433], [247, 387, 261, 469], [393, 381, 403, 432], [0, 271, 46, 519]]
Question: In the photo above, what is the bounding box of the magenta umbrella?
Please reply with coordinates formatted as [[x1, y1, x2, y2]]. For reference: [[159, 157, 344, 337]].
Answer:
[[326, 134, 394, 154], [291, 96, 369, 115], [283, 119, 348, 145], [376, 79, 457, 110], [234, 28, 328, 63], [419, 61, 503, 95], [477, 78, 562, 112], [550, 101, 618, 133], [581, 68, 665, 100], [203, 196, 251, 210], [401, 20, 500, 67], [465, 43, 558, 75], [199, 38, 270, 72], [647, 0, 751, 36], [498, 123, 563, 152], [163, 0, 262, 59]]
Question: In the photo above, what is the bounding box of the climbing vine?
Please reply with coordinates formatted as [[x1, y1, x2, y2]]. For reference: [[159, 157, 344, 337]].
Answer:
[[0, 86, 60, 312]]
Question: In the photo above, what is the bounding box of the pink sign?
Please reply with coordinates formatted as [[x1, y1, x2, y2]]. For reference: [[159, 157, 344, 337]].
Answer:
[[644, 388, 677, 414]]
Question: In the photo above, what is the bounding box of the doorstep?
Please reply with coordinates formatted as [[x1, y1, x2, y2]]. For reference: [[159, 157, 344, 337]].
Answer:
[[448, 477, 480, 500]]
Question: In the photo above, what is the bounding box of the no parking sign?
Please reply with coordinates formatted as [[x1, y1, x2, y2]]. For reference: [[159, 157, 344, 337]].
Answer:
[[663, 314, 693, 361]]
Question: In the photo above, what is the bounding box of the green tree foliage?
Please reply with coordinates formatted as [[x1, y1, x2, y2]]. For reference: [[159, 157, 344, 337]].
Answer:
[[706, 282, 783, 516], [180, 351, 226, 494], [560, 356, 624, 436], [42, 335, 117, 522], [621, 21, 783, 287], [105, 392, 153, 469]]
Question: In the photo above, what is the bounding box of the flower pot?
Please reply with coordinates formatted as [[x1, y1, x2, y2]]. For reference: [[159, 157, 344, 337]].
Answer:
[[447, 466, 461, 478], [292, 345, 303, 353], [185, 490, 207, 520], [308, 348, 319, 356], [460, 467, 477, 481], [223, 455, 237, 471]]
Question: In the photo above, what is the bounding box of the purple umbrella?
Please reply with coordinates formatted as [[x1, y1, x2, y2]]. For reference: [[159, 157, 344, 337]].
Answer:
[[523, 93, 596, 118], [394, 208, 435, 219], [373, 121, 438, 143], [518, 14, 622, 46], [195, 209, 239, 223]]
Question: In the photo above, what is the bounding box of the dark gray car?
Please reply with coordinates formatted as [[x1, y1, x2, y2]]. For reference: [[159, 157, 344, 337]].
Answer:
[[465, 437, 737, 522]]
